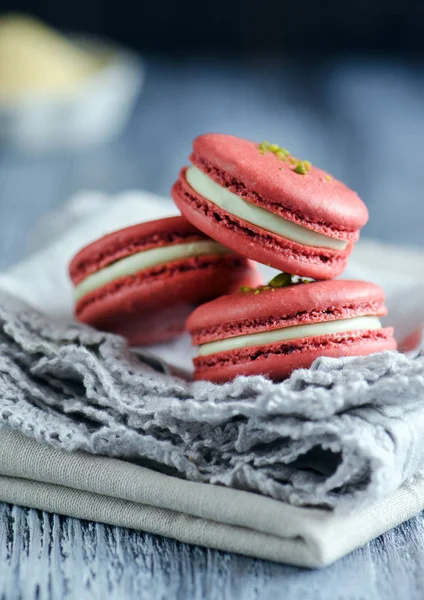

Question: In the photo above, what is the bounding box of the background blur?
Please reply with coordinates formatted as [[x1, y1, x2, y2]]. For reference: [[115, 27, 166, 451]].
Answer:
[[0, 2, 423, 268], [6, 1, 424, 55]]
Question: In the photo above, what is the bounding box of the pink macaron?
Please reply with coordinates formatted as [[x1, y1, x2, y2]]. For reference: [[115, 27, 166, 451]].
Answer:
[[172, 134, 368, 279], [69, 216, 262, 346], [186, 278, 397, 382]]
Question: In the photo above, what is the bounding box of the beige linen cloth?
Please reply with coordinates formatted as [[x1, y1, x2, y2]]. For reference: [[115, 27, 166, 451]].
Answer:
[[2, 429, 424, 568], [1, 191, 424, 568]]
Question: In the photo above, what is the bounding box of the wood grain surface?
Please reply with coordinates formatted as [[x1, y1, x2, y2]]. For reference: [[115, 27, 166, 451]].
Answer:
[[2, 505, 424, 600], [1, 58, 423, 599]]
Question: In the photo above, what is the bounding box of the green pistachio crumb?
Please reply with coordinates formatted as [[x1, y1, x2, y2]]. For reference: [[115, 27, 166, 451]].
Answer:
[[294, 162, 308, 175], [325, 174, 332, 181], [259, 141, 291, 161], [268, 272, 293, 288], [293, 163, 307, 175], [275, 148, 290, 160], [258, 141, 271, 154], [259, 140, 312, 175], [268, 272, 312, 288], [241, 283, 276, 295]]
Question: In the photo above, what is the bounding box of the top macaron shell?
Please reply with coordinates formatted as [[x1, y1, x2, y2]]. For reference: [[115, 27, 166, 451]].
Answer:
[[191, 134, 368, 237], [69, 216, 203, 284], [187, 280, 386, 342]]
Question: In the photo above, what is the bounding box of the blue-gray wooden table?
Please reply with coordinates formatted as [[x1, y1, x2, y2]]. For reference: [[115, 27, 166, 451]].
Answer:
[[1, 57, 424, 599]]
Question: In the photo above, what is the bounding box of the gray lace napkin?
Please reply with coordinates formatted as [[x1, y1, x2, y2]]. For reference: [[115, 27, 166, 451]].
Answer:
[[1, 287, 424, 510]]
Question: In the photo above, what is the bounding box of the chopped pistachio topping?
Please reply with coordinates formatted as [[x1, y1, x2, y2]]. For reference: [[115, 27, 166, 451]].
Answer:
[[258, 140, 312, 175], [276, 148, 290, 160], [293, 160, 312, 175], [325, 174, 332, 181], [293, 162, 307, 175], [259, 141, 312, 175], [241, 273, 311, 295], [258, 141, 271, 154], [269, 272, 293, 287], [258, 141, 290, 160], [269, 272, 311, 288]]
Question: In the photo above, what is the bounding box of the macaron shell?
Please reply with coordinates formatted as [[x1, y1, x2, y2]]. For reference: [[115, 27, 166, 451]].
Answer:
[[172, 174, 350, 279], [193, 329, 397, 382], [75, 255, 262, 346], [187, 280, 386, 336], [192, 133, 368, 232], [70, 216, 207, 285], [191, 155, 360, 244]]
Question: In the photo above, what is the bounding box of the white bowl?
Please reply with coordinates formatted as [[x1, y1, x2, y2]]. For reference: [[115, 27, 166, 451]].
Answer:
[[0, 37, 144, 151]]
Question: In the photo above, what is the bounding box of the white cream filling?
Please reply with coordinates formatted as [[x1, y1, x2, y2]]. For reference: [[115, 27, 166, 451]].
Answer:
[[197, 316, 382, 356], [74, 241, 231, 301], [186, 165, 348, 251]]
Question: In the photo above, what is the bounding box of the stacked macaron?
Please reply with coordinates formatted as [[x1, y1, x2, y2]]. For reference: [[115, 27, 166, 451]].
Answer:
[[186, 277, 394, 382], [173, 134, 396, 381], [69, 216, 261, 346], [69, 133, 396, 381], [172, 135, 367, 279]]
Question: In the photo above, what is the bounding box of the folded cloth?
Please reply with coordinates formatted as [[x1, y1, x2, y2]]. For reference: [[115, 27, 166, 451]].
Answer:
[[2, 428, 424, 569], [1, 190, 424, 566]]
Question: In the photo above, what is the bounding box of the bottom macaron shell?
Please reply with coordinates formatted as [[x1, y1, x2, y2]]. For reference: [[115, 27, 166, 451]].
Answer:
[[193, 328, 397, 382], [172, 175, 351, 280], [75, 255, 261, 346]]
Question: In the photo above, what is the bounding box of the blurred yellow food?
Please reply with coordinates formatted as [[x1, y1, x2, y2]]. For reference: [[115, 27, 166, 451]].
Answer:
[[0, 14, 101, 98]]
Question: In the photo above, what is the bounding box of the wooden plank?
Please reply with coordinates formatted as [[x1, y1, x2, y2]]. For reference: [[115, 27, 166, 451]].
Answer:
[[1, 504, 424, 599]]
